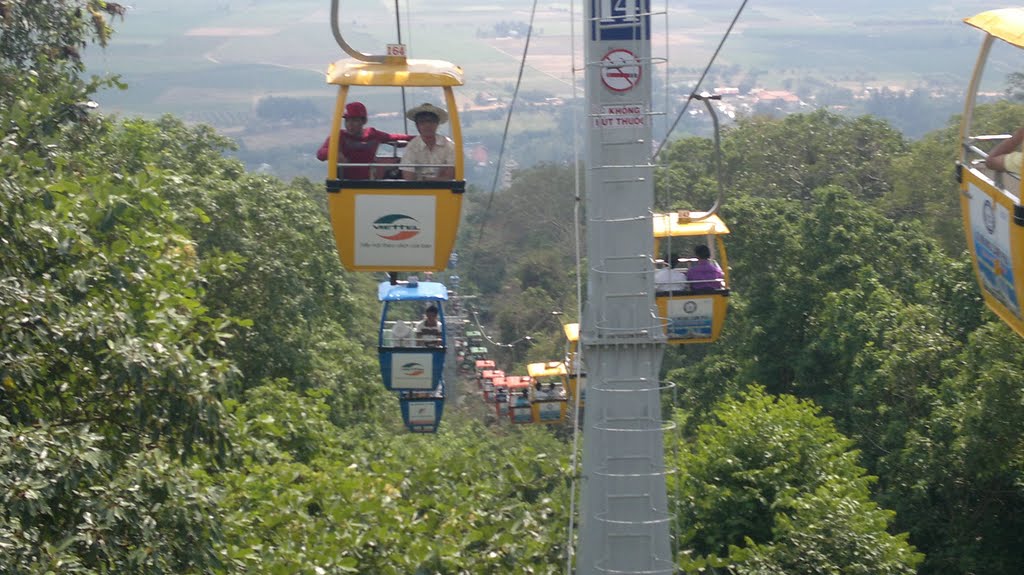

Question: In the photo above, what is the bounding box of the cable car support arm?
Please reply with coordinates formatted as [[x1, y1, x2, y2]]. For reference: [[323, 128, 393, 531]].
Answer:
[[330, 0, 387, 63], [691, 92, 724, 219]]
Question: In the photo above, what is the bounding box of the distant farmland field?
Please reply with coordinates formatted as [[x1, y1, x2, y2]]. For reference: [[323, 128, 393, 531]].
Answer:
[[89, 0, 1002, 120], [82, 0, 1018, 182]]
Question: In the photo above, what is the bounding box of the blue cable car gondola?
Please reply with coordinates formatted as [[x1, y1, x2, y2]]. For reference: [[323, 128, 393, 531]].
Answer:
[[378, 280, 448, 392], [399, 379, 446, 433]]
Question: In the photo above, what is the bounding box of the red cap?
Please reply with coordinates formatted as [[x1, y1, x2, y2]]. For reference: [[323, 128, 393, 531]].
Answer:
[[343, 101, 367, 118]]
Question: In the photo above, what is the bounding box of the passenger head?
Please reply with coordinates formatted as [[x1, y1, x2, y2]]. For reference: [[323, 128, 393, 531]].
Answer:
[[415, 112, 439, 124], [694, 244, 711, 260], [343, 101, 368, 134], [344, 101, 368, 119], [407, 103, 448, 136], [425, 305, 438, 317], [406, 103, 448, 124]]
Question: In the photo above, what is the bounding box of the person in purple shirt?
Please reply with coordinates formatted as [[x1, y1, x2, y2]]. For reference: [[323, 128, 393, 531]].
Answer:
[[686, 244, 725, 291]]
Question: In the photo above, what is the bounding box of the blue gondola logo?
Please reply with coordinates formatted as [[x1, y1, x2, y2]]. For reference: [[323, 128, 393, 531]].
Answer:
[[401, 362, 426, 376], [373, 214, 421, 241]]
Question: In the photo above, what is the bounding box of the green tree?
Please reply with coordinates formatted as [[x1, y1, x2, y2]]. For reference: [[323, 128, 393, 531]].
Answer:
[[672, 387, 923, 574], [220, 387, 573, 574], [882, 124, 962, 253], [0, 421, 223, 574], [655, 135, 718, 212], [90, 116, 386, 421], [0, 0, 125, 157], [1, 4, 236, 572], [722, 109, 906, 203], [879, 323, 1024, 574], [0, 127, 235, 460], [0, 1, 122, 72]]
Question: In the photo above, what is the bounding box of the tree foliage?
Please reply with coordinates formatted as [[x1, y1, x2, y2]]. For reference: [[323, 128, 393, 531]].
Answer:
[[220, 381, 573, 574], [0, 108, 236, 463], [722, 109, 907, 202], [673, 387, 923, 574], [654, 105, 1024, 574], [0, 421, 222, 574], [8, 4, 1024, 571], [0, 0, 123, 71]]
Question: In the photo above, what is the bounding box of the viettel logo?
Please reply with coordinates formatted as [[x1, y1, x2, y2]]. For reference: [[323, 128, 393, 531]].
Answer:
[[401, 362, 426, 377], [373, 214, 421, 241]]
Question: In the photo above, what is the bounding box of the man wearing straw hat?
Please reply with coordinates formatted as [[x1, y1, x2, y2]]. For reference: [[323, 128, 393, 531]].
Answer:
[[401, 102, 456, 181]]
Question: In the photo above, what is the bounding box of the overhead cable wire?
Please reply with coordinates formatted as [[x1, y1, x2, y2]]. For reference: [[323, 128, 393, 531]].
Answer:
[[404, 0, 412, 56], [565, 0, 585, 570], [652, 0, 749, 162], [395, 0, 409, 134], [473, 0, 540, 245], [465, 308, 559, 350]]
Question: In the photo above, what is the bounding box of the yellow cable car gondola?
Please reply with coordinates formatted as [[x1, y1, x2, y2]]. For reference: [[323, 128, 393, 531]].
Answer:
[[526, 361, 569, 424], [324, 2, 465, 272], [562, 322, 586, 407], [958, 8, 1024, 337], [652, 211, 730, 344]]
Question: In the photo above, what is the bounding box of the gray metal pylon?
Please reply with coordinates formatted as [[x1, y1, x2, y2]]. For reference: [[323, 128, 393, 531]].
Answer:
[[576, 1, 671, 573]]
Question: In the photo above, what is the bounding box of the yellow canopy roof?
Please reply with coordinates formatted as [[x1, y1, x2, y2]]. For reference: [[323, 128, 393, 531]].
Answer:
[[965, 8, 1024, 49], [327, 58, 465, 87], [652, 211, 730, 238], [563, 322, 579, 343], [527, 361, 568, 378]]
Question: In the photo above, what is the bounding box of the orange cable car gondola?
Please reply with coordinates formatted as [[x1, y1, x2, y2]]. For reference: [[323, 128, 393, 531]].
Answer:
[[480, 369, 505, 400], [493, 376, 512, 420], [474, 359, 496, 377]]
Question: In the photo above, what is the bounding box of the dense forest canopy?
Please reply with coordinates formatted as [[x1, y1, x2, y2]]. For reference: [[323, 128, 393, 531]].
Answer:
[[3, 2, 1024, 574]]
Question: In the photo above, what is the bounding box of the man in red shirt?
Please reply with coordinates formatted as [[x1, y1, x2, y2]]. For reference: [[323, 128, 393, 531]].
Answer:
[[316, 101, 412, 179]]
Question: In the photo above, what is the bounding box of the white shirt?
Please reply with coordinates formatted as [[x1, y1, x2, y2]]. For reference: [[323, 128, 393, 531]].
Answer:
[[414, 318, 444, 347], [654, 267, 687, 293], [401, 136, 456, 180]]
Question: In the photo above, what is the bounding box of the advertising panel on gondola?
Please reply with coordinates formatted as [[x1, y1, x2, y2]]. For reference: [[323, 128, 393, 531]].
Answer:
[[354, 195, 438, 268], [966, 181, 1021, 318], [664, 297, 715, 340]]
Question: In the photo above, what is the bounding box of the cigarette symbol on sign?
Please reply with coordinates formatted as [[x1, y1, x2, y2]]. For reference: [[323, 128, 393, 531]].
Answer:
[[601, 48, 642, 92]]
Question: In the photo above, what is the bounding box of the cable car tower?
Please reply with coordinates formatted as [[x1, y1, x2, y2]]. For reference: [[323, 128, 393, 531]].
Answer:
[[576, 0, 673, 573]]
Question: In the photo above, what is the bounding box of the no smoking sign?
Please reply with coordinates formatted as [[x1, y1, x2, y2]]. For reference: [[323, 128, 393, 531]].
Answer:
[[600, 48, 641, 92]]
